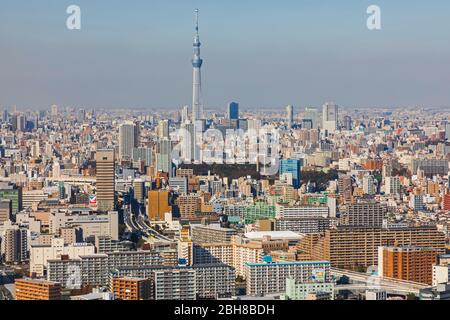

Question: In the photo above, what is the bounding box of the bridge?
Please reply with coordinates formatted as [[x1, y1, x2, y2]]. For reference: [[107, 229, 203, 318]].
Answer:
[[332, 268, 428, 295]]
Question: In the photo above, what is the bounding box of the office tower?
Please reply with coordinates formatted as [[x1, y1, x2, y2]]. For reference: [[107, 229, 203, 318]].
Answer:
[[362, 174, 376, 195], [111, 277, 151, 300], [343, 115, 352, 131], [157, 120, 170, 139], [15, 279, 61, 300], [0, 200, 12, 225], [181, 105, 189, 123], [339, 201, 387, 227], [58, 181, 65, 200], [385, 176, 401, 195], [445, 122, 450, 140], [286, 105, 294, 129], [51, 104, 58, 118], [228, 102, 239, 120], [2, 109, 8, 122], [148, 190, 171, 221], [322, 102, 338, 134], [133, 179, 145, 204], [191, 9, 204, 123], [304, 107, 318, 129], [12, 113, 26, 132], [132, 147, 152, 167], [378, 246, 437, 285], [96, 149, 116, 211], [280, 159, 303, 189], [169, 177, 188, 194], [31, 141, 40, 158], [77, 108, 86, 122], [156, 139, 172, 176], [410, 194, 425, 211], [119, 123, 138, 160], [1, 226, 28, 263], [338, 175, 353, 201], [0, 183, 23, 215]]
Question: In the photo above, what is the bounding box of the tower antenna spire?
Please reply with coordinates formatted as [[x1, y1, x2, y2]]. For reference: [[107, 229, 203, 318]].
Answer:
[[195, 9, 199, 33]]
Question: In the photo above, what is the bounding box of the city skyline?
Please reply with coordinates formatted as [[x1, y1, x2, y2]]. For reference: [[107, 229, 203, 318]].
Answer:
[[1, 0, 450, 109]]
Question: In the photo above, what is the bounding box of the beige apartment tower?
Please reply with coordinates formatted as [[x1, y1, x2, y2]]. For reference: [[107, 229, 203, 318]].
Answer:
[[96, 149, 116, 211]]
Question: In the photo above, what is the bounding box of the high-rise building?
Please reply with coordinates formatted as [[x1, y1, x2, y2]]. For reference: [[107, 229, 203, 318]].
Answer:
[[445, 122, 450, 140], [410, 194, 425, 211], [111, 277, 151, 300], [322, 102, 338, 134], [157, 120, 170, 139], [119, 123, 138, 160], [362, 174, 376, 195], [343, 115, 352, 131], [191, 223, 237, 244], [191, 9, 203, 123], [96, 149, 116, 211], [51, 104, 58, 118], [152, 268, 196, 300], [228, 102, 239, 120], [339, 201, 387, 227], [0, 183, 23, 215], [177, 194, 202, 219], [181, 105, 189, 123], [411, 159, 448, 177], [298, 226, 445, 270], [385, 176, 401, 195], [156, 139, 173, 176], [132, 147, 152, 166], [148, 190, 172, 221], [378, 246, 437, 285], [12, 113, 26, 132], [133, 179, 145, 204], [1, 225, 28, 263], [303, 107, 318, 129], [280, 159, 303, 189], [245, 260, 331, 296], [286, 105, 294, 129], [338, 175, 353, 201]]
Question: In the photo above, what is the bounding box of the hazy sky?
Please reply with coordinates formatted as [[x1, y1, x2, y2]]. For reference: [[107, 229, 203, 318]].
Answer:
[[1, 0, 450, 110]]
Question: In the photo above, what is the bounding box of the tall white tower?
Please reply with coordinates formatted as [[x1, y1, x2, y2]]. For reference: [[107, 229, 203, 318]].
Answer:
[[322, 102, 338, 134], [191, 9, 203, 123], [286, 105, 294, 129]]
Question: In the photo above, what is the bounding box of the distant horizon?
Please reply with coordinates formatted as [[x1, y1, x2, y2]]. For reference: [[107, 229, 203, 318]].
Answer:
[[1, 1, 450, 108], [6, 104, 450, 114]]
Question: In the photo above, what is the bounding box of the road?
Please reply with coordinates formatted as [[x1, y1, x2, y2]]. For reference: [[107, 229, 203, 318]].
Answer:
[[124, 206, 174, 243]]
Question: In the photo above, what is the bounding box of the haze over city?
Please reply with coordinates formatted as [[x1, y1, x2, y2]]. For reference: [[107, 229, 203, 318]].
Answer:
[[1, 0, 450, 109]]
